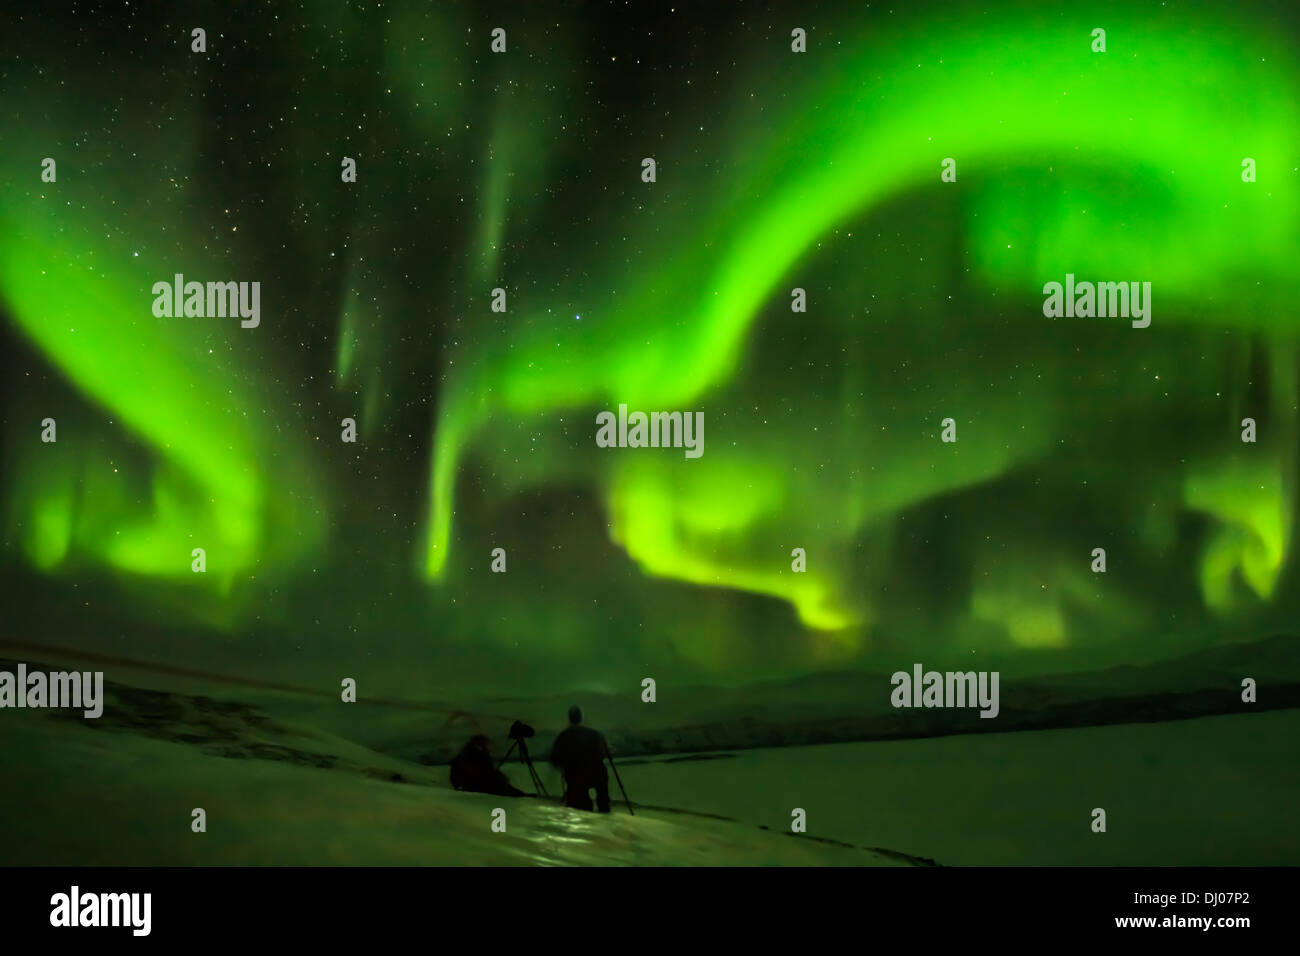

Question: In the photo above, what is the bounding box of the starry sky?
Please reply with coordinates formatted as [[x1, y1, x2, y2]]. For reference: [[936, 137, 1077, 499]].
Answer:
[[1, 0, 1299, 699]]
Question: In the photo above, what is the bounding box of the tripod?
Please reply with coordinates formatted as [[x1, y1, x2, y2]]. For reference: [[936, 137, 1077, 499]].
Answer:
[[498, 736, 549, 798], [604, 744, 634, 815]]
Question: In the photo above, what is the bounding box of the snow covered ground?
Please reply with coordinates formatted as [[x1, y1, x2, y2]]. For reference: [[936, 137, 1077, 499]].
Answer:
[[0, 705, 900, 866], [2, 692, 1294, 865], [618, 709, 1300, 865]]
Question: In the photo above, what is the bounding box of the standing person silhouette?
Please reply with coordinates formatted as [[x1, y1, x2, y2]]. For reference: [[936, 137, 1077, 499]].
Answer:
[[548, 705, 611, 813]]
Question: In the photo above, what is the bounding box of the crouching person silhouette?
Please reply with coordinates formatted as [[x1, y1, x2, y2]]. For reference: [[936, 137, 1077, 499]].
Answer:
[[549, 705, 611, 813], [449, 734, 527, 797]]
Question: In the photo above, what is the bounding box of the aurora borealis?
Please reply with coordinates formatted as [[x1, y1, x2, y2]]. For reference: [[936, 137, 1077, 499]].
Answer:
[[2, 0, 1300, 699]]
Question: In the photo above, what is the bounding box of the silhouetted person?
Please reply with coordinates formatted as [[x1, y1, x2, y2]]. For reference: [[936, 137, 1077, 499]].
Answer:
[[549, 705, 611, 813], [449, 734, 527, 797]]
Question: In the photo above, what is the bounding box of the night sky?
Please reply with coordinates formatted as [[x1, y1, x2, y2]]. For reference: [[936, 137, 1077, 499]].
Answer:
[[2, 0, 1299, 700]]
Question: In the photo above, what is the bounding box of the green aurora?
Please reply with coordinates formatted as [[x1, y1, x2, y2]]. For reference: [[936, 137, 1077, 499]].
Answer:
[[1, 0, 1299, 695]]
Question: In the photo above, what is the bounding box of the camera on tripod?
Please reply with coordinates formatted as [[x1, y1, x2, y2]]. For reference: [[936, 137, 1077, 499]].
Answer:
[[499, 719, 547, 797], [497, 714, 633, 813]]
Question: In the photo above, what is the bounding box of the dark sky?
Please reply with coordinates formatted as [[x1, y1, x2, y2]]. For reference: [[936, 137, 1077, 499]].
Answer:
[[2, 0, 1299, 700]]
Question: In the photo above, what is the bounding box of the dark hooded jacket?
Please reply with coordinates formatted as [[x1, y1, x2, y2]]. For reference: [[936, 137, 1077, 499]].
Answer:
[[450, 736, 526, 797], [548, 724, 607, 782]]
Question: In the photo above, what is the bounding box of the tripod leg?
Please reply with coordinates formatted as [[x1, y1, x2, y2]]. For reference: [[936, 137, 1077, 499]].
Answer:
[[518, 740, 549, 798], [496, 740, 519, 771], [605, 747, 634, 815]]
